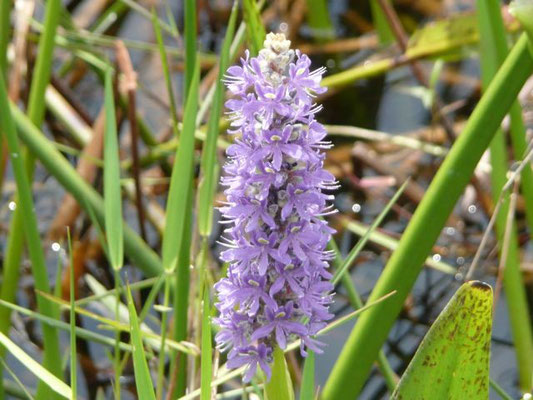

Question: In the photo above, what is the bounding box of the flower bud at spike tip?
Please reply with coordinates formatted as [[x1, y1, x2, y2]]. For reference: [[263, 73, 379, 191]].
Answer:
[[214, 32, 336, 382]]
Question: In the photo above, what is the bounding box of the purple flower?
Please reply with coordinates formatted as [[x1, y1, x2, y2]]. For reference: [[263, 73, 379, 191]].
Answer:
[[214, 32, 336, 382]]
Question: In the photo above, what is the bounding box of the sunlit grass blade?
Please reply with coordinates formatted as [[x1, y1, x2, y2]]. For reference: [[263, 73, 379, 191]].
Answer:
[[103, 69, 124, 271], [0, 358, 35, 400], [0, 331, 71, 399], [0, 0, 10, 78], [126, 284, 157, 400], [242, 0, 266, 56], [331, 179, 409, 284], [152, 8, 179, 136], [0, 73, 63, 399], [197, 0, 238, 237], [299, 351, 315, 400], [9, 103, 162, 276], [321, 33, 533, 400], [200, 285, 213, 400], [476, 0, 533, 390]]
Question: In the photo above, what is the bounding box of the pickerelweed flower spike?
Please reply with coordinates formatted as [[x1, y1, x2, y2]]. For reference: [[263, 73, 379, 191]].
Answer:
[[214, 32, 337, 382]]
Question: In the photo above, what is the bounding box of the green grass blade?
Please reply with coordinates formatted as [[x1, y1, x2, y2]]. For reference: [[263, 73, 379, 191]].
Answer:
[[0, 73, 63, 400], [476, 0, 533, 390], [321, 33, 533, 400], [161, 64, 199, 271], [0, 0, 10, 79], [264, 347, 294, 400], [299, 351, 315, 400], [242, 0, 266, 56], [391, 281, 492, 399], [370, 0, 394, 44], [184, 0, 197, 97], [126, 284, 157, 400], [0, 331, 71, 399], [67, 231, 77, 400], [305, 0, 334, 41], [200, 285, 213, 400], [103, 69, 124, 271], [152, 9, 179, 136], [9, 103, 162, 277], [331, 179, 409, 284], [197, 0, 238, 237], [510, 1, 533, 34]]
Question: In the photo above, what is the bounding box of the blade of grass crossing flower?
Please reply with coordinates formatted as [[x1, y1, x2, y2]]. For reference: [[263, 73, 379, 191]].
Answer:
[[0, 74, 63, 400], [264, 347, 294, 400], [0, 331, 71, 399], [152, 9, 179, 136], [321, 33, 533, 400], [200, 284, 213, 400], [332, 179, 409, 285], [299, 351, 315, 400], [67, 230, 77, 400], [477, 0, 533, 390], [104, 69, 124, 272], [197, 0, 238, 237], [184, 0, 197, 96], [126, 284, 157, 400], [242, 0, 266, 56]]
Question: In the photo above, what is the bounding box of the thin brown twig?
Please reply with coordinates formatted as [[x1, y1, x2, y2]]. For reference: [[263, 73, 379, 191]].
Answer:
[[116, 40, 147, 241]]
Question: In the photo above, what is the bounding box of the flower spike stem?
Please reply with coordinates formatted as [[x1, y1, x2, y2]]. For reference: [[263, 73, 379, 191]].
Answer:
[[265, 346, 295, 400]]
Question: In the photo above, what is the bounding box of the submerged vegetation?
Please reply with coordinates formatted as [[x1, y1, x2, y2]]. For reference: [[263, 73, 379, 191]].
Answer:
[[0, 0, 532, 399]]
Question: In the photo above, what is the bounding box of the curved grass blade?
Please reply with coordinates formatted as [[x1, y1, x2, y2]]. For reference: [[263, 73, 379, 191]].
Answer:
[[0, 331, 71, 399], [126, 284, 157, 400], [391, 281, 493, 399], [299, 351, 315, 400]]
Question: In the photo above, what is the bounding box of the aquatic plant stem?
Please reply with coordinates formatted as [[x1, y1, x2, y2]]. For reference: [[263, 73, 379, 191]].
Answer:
[[322, 33, 533, 400]]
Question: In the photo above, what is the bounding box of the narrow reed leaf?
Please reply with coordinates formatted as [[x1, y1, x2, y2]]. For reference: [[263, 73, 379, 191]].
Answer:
[[332, 179, 409, 284], [0, 0, 10, 79], [184, 0, 197, 97], [126, 284, 157, 400], [197, 0, 238, 237], [103, 69, 124, 271], [299, 351, 315, 400], [0, 331, 71, 399], [9, 104, 162, 276], [162, 64, 199, 270], [510, 0, 533, 33], [305, 0, 334, 41], [264, 347, 294, 400], [200, 285, 213, 400], [152, 9, 179, 136], [391, 281, 493, 399], [322, 33, 533, 400], [0, 74, 63, 397], [242, 0, 266, 56], [67, 230, 77, 400], [370, 0, 394, 44]]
